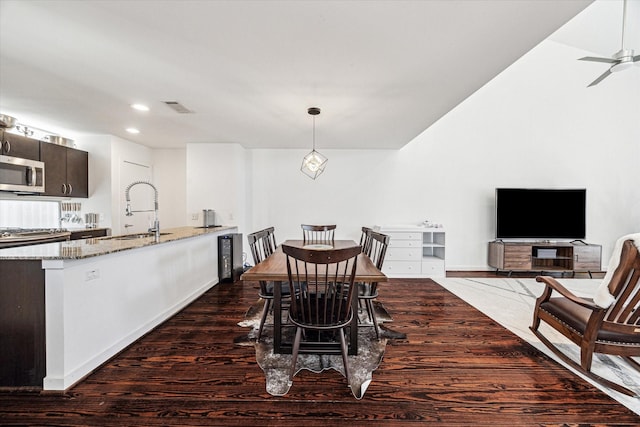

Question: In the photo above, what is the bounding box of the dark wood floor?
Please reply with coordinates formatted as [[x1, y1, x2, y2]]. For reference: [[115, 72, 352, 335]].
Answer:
[[1, 274, 636, 426]]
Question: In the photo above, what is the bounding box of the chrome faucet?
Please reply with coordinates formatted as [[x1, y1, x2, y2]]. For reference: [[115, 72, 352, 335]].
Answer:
[[125, 181, 160, 242]]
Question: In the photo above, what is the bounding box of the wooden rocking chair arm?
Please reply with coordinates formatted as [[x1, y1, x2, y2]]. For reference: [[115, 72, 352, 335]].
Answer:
[[535, 276, 602, 311]]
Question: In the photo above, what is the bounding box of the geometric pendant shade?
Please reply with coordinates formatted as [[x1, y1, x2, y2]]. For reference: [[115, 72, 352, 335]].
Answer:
[[300, 107, 327, 179]]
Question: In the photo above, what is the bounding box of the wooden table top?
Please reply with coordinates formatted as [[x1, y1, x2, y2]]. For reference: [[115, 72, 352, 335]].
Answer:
[[241, 239, 387, 282]]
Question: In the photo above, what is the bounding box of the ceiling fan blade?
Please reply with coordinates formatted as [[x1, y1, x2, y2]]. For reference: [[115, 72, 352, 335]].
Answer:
[[587, 69, 612, 87], [579, 56, 617, 64]]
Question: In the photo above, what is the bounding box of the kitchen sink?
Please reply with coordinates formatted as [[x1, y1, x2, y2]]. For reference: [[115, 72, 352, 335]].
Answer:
[[103, 232, 172, 240]]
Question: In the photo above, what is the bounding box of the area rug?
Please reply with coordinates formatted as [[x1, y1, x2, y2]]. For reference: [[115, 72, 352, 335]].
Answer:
[[237, 299, 405, 399], [435, 277, 640, 415]]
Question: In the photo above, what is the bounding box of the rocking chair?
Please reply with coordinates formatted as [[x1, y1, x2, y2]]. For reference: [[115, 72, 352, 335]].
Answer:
[[530, 238, 640, 396]]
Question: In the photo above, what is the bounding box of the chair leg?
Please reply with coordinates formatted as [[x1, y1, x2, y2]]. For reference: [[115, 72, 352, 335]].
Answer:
[[289, 327, 303, 385], [531, 310, 541, 332], [366, 299, 380, 340], [257, 299, 271, 342], [580, 341, 595, 372], [338, 329, 351, 386], [530, 326, 639, 397]]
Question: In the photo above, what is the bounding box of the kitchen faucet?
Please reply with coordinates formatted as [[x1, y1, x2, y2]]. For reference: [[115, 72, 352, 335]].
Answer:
[[125, 181, 160, 242]]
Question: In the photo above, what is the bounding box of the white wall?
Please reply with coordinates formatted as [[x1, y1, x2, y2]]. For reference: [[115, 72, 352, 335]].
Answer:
[[185, 143, 247, 233], [247, 148, 398, 244], [245, 39, 640, 270], [152, 149, 187, 228], [75, 135, 112, 228]]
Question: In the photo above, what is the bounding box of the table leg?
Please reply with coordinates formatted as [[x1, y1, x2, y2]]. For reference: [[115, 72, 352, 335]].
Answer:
[[349, 289, 358, 355], [274, 280, 282, 353]]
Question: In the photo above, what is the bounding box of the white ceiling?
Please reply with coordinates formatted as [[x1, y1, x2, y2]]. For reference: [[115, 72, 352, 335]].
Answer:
[[0, 0, 635, 150]]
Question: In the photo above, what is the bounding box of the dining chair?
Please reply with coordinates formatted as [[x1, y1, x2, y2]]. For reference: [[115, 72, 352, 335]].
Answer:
[[359, 226, 373, 255], [247, 227, 287, 341], [357, 230, 390, 339], [301, 224, 336, 244], [282, 243, 361, 391]]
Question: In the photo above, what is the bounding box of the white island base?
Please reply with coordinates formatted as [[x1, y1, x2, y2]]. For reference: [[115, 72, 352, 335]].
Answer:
[[40, 227, 234, 390]]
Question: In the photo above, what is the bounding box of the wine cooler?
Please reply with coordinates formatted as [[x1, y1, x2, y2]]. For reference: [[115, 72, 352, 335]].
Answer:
[[218, 233, 243, 283]]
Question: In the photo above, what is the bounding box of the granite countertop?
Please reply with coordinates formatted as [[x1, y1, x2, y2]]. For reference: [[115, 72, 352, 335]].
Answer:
[[0, 226, 236, 260]]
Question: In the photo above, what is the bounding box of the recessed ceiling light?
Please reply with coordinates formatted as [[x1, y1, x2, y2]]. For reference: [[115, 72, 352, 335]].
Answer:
[[126, 128, 140, 134], [131, 103, 149, 112]]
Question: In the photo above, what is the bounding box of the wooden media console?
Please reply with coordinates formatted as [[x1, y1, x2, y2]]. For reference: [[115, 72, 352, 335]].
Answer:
[[488, 240, 601, 277]]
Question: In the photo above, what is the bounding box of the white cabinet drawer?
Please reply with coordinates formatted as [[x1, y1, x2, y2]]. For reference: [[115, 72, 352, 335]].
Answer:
[[388, 239, 421, 248], [385, 247, 421, 261], [421, 261, 445, 277], [386, 231, 422, 241], [382, 261, 422, 275]]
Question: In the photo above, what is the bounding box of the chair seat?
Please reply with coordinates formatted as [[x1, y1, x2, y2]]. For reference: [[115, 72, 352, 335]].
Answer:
[[262, 281, 292, 298], [289, 294, 352, 329], [541, 298, 640, 344]]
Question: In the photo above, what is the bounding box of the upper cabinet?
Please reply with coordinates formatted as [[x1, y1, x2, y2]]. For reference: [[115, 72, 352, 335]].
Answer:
[[39, 142, 88, 198], [0, 130, 41, 160]]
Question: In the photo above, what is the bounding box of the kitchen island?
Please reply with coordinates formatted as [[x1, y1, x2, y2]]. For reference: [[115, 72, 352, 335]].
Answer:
[[0, 226, 237, 390]]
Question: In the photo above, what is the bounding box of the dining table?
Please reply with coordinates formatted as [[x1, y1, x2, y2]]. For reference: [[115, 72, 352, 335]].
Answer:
[[240, 239, 388, 355]]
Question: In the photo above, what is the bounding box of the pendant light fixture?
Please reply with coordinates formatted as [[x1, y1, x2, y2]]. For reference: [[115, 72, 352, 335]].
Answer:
[[300, 107, 327, 179]]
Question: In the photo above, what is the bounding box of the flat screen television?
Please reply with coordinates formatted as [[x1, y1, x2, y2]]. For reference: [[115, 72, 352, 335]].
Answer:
[[495, 188, 586, 239]]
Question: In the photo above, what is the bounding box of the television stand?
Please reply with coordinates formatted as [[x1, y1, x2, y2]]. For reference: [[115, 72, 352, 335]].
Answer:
[[488, 240, 601, 278]]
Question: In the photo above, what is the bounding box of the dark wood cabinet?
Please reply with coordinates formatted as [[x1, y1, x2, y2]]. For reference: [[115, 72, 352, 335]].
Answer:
[[69, 228, 110, 240], [65, 146, 88, 197], [0, 260, 46, 388], [41, 142, 66, 195], [488, 241, 602, 276], [0, 130, 41, 160], [40, 142, 88, 198]]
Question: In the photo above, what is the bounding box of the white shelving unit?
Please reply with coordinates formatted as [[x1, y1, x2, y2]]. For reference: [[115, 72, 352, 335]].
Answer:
[[378, 225, 446, 278]]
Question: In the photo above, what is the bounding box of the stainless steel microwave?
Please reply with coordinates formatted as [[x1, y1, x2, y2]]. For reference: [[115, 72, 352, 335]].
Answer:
[[0, 155, 45, 193]]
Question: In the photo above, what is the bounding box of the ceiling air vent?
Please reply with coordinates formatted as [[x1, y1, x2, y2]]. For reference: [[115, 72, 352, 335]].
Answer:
[[162, 101, 194, 114]]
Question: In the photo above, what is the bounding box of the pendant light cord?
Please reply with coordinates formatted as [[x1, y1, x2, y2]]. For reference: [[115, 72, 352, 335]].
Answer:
[[308, 106, 320, 151], [621, 0, 627, 49], [312, 115, 316, 151]]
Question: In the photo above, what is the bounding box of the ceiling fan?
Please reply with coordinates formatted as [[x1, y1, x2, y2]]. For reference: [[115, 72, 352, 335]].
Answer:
[[579, 0, 640, 87]]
